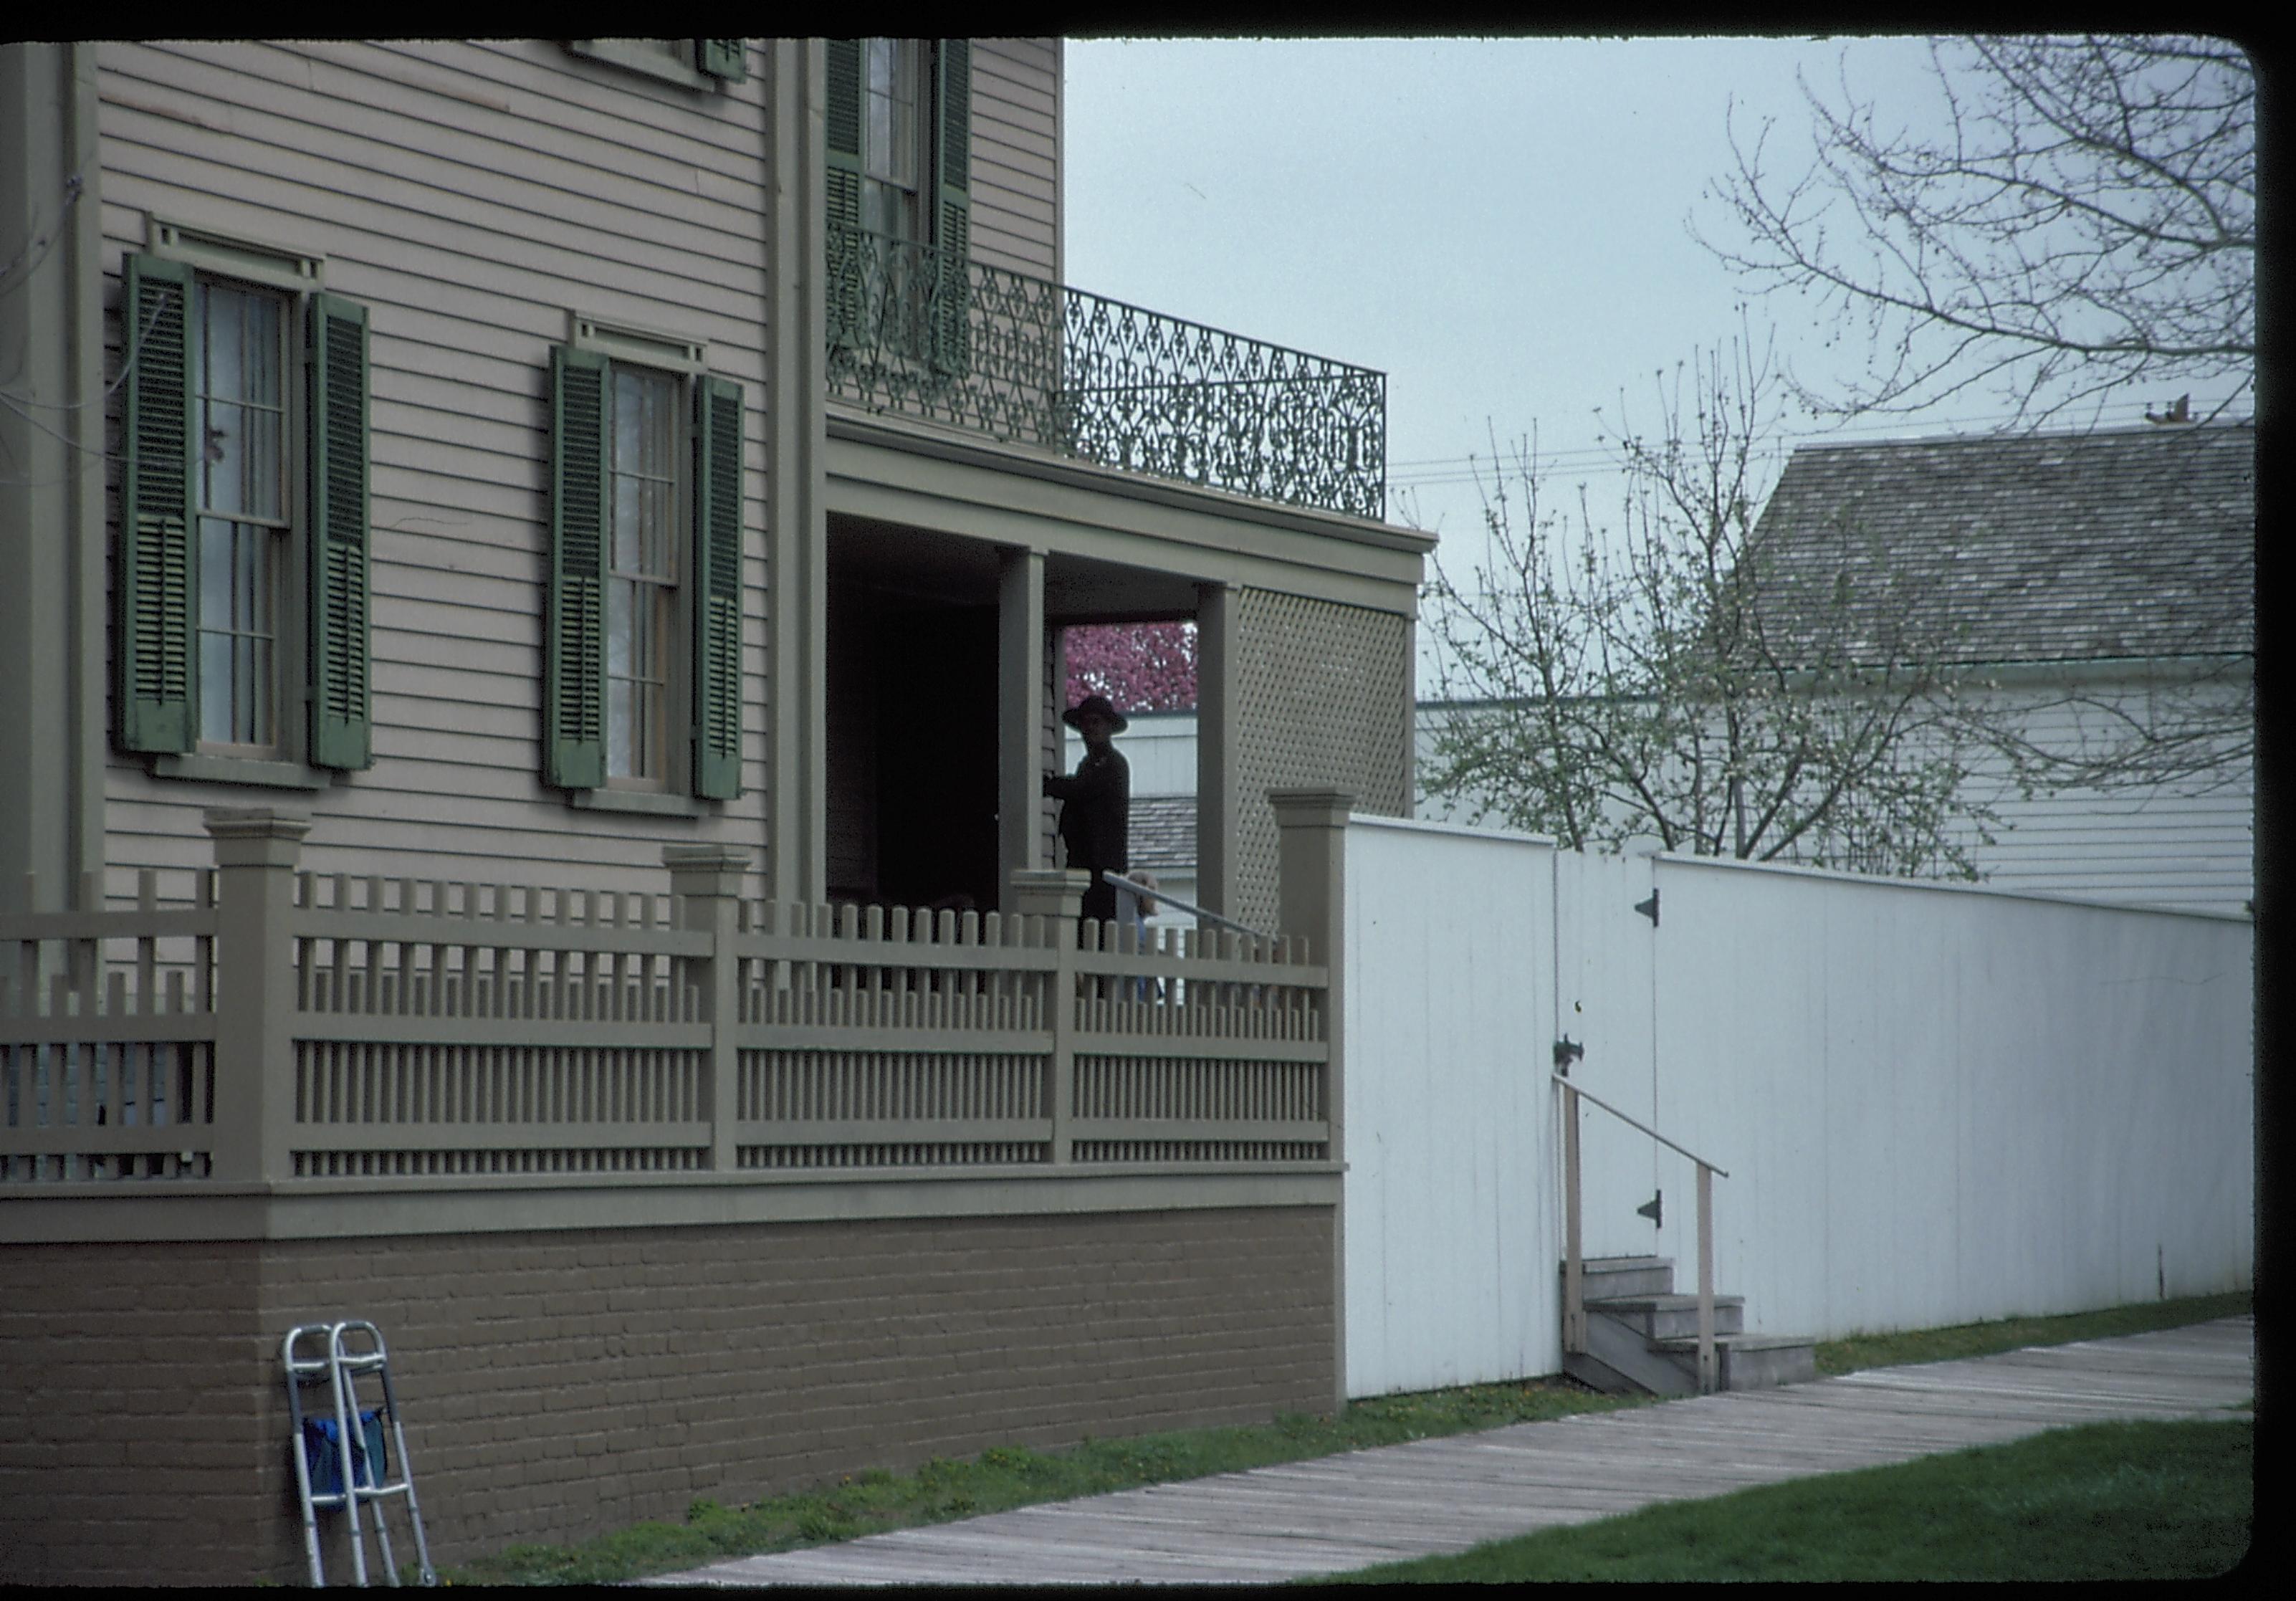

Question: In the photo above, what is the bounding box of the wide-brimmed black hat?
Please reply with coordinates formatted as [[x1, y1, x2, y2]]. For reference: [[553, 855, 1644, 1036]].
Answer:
[[1061, 694, 1129, 732]]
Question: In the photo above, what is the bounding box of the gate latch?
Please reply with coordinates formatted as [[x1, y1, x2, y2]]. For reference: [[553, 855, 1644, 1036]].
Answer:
[[1553, 1036, 1584, 1074]]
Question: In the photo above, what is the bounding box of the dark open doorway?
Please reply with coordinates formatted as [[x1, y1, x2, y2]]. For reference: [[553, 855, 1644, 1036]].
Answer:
[[826, 517, 1003, 916], [871, 601, 999, 914]]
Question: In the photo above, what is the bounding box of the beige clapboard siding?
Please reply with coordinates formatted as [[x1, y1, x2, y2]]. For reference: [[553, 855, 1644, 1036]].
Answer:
[[97, 39, 773, 905], [370, 699, 534, 755], [370, 525, 550, 605], [93, 108, 764, 328], [104, 793, 743, 884], [969, 39, 1059, 281], [100, 142, 760, 321], [97, 46, 769, 361], [92, 102, 762, 283], [124, 42, 767, 223]]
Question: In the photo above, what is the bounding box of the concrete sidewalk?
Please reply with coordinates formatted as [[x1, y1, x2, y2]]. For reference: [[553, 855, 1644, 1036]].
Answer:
[[646, 1316, 2253, 1587]]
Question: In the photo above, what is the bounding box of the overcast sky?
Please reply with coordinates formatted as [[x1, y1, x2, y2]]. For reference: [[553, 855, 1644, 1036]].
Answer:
[[1060, 35, 2242, 609]]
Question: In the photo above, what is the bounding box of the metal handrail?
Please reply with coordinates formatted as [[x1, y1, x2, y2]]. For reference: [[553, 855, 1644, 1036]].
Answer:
[[1553, 1069, 1728, 1395], [1550, 1074, 1728, 1177], [1115, 876, 1274, 942]]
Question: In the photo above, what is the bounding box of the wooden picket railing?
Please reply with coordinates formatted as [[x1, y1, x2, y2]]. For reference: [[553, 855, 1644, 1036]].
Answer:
[[2, 816, 1331, 1193], [0, 869, 219, 1183]]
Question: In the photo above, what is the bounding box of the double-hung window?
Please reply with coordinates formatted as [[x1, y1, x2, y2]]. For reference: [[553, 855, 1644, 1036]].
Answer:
[[116, 238, 371, 774], [546, 329, 743, 803], [825, 38, 972, 371], [193, 281, 290, 751], [860, 39, 929, 244]]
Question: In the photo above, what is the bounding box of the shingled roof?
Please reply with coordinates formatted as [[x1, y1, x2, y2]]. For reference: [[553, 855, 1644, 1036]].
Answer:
[[1129, 795, 1198, 873], [1748, 421, 2253, 667]]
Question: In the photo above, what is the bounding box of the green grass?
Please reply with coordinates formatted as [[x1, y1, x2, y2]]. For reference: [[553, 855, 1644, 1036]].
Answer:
[[1814, 1289, 2251, 1375], [1315, 1416, 2252, 1582], [439, 1289, 2249, 1585], [441, 1375, 1655, 1585]]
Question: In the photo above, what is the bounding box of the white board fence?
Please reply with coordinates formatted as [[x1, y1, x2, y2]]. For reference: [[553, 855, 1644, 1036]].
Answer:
[[1341, 815, 2252, 1399]]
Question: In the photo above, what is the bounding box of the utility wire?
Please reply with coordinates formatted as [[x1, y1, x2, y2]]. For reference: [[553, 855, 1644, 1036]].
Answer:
[[1382, 396, 2246, 489]]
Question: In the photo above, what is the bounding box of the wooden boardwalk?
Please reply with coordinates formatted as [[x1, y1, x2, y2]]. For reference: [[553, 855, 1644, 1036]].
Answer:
[[646, 1317, 2253, 1587]]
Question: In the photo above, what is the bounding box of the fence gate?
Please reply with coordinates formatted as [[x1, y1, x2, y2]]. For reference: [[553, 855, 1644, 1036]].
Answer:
[[1554, 849, 1662, 1262]]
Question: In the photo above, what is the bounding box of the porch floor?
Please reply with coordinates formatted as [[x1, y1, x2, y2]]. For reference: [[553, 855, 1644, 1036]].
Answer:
[[646, 1316, 2253, 1586]]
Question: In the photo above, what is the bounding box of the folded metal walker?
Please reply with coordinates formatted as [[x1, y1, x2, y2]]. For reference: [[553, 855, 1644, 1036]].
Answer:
[[282, 1322, 437, 1587]]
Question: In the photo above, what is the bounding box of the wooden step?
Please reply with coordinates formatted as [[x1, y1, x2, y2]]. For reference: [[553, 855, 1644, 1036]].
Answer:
[[1584, 1291, 1746, 1342], [1559, 1257, 1813, 1395], [1562, 1255, 1675, 1300], [1651, 1332, 1817, 1391]]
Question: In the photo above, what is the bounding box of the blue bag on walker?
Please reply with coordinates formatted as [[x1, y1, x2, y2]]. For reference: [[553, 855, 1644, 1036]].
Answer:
[[300, 1409, 387, 1495]]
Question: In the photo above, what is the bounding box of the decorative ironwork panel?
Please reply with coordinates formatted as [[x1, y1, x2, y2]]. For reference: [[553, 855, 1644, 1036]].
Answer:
[[826, 224, 1387, 520], [1228, 588, 1414, 932]]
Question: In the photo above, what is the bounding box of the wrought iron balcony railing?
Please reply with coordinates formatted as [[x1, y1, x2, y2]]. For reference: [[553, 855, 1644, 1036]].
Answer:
[[826, 224, 1387, 521]]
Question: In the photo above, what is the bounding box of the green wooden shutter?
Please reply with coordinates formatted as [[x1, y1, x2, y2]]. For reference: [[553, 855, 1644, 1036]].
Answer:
[[118, 254, 197, 754], [698, 39, 747, 81], [931, 38, 973, 375], [547, 345, 608, 790], [307, 293, 373, 770], [691, 375, 744, 800], [824, 39, 865, 350]]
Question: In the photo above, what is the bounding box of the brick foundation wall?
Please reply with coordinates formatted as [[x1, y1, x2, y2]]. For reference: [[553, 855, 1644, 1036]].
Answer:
[[0, 1241, 274, 1586], [1, 1204, 1336, 1585]]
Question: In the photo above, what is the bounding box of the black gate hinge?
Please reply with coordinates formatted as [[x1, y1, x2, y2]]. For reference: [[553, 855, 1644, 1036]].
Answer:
[[1634, 889, 1659, 926]]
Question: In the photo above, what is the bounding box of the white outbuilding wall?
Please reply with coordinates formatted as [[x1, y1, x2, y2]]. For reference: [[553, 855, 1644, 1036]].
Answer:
[[1341, 817, 1560, 1397], [1340, 816, 2252, 1399]]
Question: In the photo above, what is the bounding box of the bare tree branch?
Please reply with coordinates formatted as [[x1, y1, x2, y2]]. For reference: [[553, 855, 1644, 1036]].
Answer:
[[1693, 35, 2255, 424], [1420, 329, 2005, 879]]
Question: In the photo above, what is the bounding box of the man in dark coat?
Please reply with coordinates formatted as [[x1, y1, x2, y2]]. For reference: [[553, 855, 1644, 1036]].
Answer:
[[1042, 694, 1130, 926]]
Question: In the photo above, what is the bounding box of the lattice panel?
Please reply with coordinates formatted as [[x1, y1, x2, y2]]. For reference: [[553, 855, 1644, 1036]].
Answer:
[[1228, 590, 1413, 932]]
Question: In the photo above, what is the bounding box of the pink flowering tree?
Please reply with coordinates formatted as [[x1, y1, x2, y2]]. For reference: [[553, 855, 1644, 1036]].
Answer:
[[1063, 621, 1197, 712]]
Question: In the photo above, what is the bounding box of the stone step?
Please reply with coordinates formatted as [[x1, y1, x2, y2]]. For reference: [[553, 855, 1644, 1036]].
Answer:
[[1585, 1291, 1746, 1342]]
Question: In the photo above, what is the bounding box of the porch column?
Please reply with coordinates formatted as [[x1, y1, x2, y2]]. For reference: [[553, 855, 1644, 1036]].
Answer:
[[764, 38, 829, 904], [1194, 581, 1238, 918], [0, 44, 103, 914], [997, 546, 1047, 904]]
